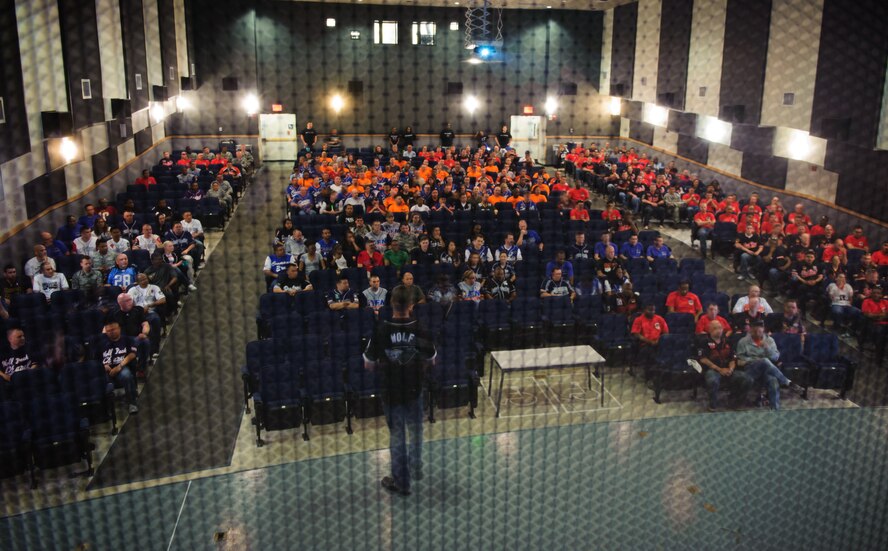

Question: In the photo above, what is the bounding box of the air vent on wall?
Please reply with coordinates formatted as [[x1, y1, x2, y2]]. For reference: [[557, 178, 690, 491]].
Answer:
[[81, 79, 92, 100], [221, 77, 239, 91], [699, 86, 706, 97], [348, 80, 364, 99], [559, 82, 577, 96], [783, 92, 795, 106], [446, 82, 463, 95]]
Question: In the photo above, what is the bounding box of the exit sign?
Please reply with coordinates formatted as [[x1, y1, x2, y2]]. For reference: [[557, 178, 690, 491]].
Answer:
[[523, 105, 534, 115], [272, 104, 283, 112]]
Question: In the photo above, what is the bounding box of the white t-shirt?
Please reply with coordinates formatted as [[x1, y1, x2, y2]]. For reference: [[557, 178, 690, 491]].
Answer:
[[108, 238, 131, 254], [732, 295, 773, 314], [25, 257, 56, 279], [135, 235, 161, 254], [73, 235, 98, 256], [827, 283, 854, 307], [33, 272, 69, 299], [181, 218, 204, 237], [127, 284, 165, 310]]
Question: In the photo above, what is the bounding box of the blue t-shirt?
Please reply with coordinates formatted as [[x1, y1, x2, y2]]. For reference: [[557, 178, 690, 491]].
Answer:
[[620, 242, 644, 259], [108, 267, 138, 288], [646, 244, 672, 259], [545, 260, 574, 279]]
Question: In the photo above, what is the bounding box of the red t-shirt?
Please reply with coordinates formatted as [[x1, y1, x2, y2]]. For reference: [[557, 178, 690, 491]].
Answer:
[[135, 176, 157, 188], [570, 208, 590, 221], [666, 291, 702, 315], [695, 315, 731, 335], [568, 188, 590, 203], [356, 250, 383, 271], [861, 298, 888, 324], [694, 212, 716, 227], [822, 247, 846, 264], [845, 234, 869, 249], [872, 251, 888, 266], [631, 314, 669, 342]]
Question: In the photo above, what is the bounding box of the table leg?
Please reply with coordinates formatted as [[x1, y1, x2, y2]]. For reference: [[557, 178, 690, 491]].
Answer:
[[495, 370, 506, 418], [600, 362, 605, 407], [488, 356, 495, 397]]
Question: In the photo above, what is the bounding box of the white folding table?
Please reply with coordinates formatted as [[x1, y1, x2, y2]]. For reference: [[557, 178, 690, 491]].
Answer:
[[488, 346, 607, 417]]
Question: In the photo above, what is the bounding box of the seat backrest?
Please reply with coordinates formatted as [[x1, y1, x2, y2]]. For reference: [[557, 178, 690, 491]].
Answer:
[[573, 294, 603, 318], [771, 333, 803, 362], [691, 273, 717, 295], [510, 297, 541, 323], [257, 363, 302, 403], [478, 299, 510, 324], [541, 296, 573, 320], [28, 393, 82, 440], [599, 313, 628, 339], [0, 401, 27, 449], [12, 369, 60, 404], [656, 334, 693, 362], [805, 333, 838, 363], [664, 313, 695, 334], [679, 258, 705, 275]]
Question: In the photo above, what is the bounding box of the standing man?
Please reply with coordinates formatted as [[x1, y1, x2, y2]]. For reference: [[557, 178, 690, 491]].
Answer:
[[363, 285, 437, 496], [440, 123, 455, 148], [300, 121, 318, 153]]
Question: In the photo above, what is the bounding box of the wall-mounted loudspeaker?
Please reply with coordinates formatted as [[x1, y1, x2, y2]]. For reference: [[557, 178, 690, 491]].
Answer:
[[153, 86, 168, 102], [41, 111, 73, 139], [222, 77, 239, 91]]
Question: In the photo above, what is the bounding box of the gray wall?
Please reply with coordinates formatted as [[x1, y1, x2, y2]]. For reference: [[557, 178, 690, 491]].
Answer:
[[172, 0, 616, 138]]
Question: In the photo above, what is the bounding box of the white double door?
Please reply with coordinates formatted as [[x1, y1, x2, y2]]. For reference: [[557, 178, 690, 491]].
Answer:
[[259, 113, 299, 161]]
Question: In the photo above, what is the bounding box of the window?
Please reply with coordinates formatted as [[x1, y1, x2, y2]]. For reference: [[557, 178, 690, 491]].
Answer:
[[373, 20, 398, 45], [411, 22, 436, 45]]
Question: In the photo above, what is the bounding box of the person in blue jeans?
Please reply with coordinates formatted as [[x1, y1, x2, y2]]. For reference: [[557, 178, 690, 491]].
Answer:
[[101, 320, 139, 414], [735, 320, 801, 410], [363, 285, 437, 496]]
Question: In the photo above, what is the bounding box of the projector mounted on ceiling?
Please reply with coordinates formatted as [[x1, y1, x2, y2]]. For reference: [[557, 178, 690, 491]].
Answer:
[[463, 0, 504, 64]]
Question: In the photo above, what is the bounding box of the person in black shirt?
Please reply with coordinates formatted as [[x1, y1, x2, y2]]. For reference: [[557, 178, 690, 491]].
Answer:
[[1, 328, 38, 383], [696, 320, 751, 411], [363, 284, 436, 496], [569, 232, 592, 261], [734, 229, 763, 281], [300, 121, 317, 152], [476, 130, 489, 150], [326, 276, 360, 310], [484, 266, 517, 301], [411, 236, 438, 266], [0, 265, 32, 307], [401, 126, 416, 149], [496, 125, 512, 149], [113, 293, 154, 374], [101, 320, 139, 413], [388, 127, 401, 151], [440, 123, 455, 147]]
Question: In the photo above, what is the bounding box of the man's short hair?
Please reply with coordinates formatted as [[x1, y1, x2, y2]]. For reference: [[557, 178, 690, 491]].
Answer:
[[3, 264, 14, 271], [749, 319, 765, 328], [389, 285, 413, 312]]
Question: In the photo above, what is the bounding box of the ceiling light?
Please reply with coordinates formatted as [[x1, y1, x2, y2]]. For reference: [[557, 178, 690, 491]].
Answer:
[[450, 21, 459, 31], [788, 130, 810, 159], [242, 94, 260, 116], [326, 18, 336, 28]]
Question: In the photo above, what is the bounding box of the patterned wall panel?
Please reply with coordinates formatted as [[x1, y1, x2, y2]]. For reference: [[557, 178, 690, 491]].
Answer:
[[730, 124, 775, 156], [58, 0, 105, 131], [880, 60, 888, 151], [810, 0, 888, 148], [158, 0, 179, 97], [610, 2, 637, 99], [600, 8, 613, 94], [741, 151, 787, 189], [759, 0, 824, 132], [652, 126, 678, 154], [91, 146, 118, 183], [96, 0, 127, 108], [707, 141, 743, 175], [684, 0, 726, 117], [719, 0, 771, 126], [677, 133, 709, 165], [121, 0, 150, 111], [23, 169, 66, 219], [142, 0, 163, 90], [134, 127, 153, 155], [173, 0, 188, 78], [786, 159, 837, 204], [826, 142, 888, 220], [632, 0, 661, 104], [63, 156, 94, 198], [655, 0, 692, 111], [628, 119, 654, 145], [0, 0, 30, 165]]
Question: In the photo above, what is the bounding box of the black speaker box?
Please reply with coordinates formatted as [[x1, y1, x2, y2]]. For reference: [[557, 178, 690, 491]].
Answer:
[[41, 111, 73, 138]]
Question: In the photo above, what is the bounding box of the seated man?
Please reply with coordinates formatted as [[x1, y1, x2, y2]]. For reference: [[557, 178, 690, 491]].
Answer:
[[127, 273, 168, 327], [71, 256, 104, 303], [631, 303, 669, 378], [861, 286, 888, 363], [789, 250, 825, 313], [735, 320, 798, 410], [393, 272, 425, 305], [593, 232, 617, 260], [32, 262, 69, 301], [732, 285, 774, 315], [145, 252, 180, 304], [692, 205, 716, 258], [826, 273, 860, 337], [165, 222, 201, 268], [545, 250, 574, 283], [619, 234, 644, 260], [263, 244, 295, 290], [1, 328, 39, 383], [540, 268, 576, 300], [695, 303, 732, 335], [24, 245, 56, 282], [326, 275, 360, 310], [411, 235, 437, 266], [362, 274, 388, 315], [607, 281, 639, 315], [100, 320, 139, 414], [179, 212, 206, 263], [734, 225, 763, 281], [72, 226, 98, 257], [665, 280, 702, 318], [383, 240, 410, 272], [112, 293, 155, 373], [108, 253, 138, 289], [0, 265, 32, 308], [696, 319, 751, 411], [568, 231, 592, 261], [273, 263, 312, 296], [778, 299, 806, 346], [427, 274, 458, 307], [484, 266, 517, 302], [645, 236, 673, 262]]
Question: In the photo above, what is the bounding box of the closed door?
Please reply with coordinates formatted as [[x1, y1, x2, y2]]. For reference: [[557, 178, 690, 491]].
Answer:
[[259, 114, 298, 161]]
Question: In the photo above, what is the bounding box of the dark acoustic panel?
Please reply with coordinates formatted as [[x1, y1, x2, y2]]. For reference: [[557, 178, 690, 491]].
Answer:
[[810, 0, 888, 147], [180, 76, 194, 91], [677, 134, 709, 165], [0, 0, 30, 164], [41, 111, 74, 139], [446, 82, 463, 95], [106, 119, 132, 148], [152, 85, 168, 102], [24, 169, 67, 219], [730, 125, 775, 156], [610, 2, 638, 98], [740, 152, 787, 189], [656, 0, 693, 111], [134, 127, 153, 155], [91, 147, 119, 183], [622, 100, 643, 121], [559, 82, 578, 96], [628, 119, 654, 145], [829, 143, 888, 220], [120, 0, 149, 111], [110, 99, 131, 120], [58, 0, 104, 130], [667, 110, 696, 135], [719, 0, 771, 126], [158, 0, 180, 97], [221, 77, 239, 91]]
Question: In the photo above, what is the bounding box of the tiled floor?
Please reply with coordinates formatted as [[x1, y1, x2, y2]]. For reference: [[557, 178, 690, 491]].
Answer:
[[4, 407, 887, 550], [1, 166, 886, 550]]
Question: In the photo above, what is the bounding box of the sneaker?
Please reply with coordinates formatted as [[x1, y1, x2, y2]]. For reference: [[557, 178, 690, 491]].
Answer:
[[188, 284, 198, 291], [381, 476, 410, 496], [128, 404, 139, 414], [788, 382, 804, 393]]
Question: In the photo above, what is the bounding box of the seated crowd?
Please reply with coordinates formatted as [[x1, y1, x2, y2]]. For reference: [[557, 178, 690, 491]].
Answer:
[[0, 144, 254, 415], [255, 127, 881, 417]]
